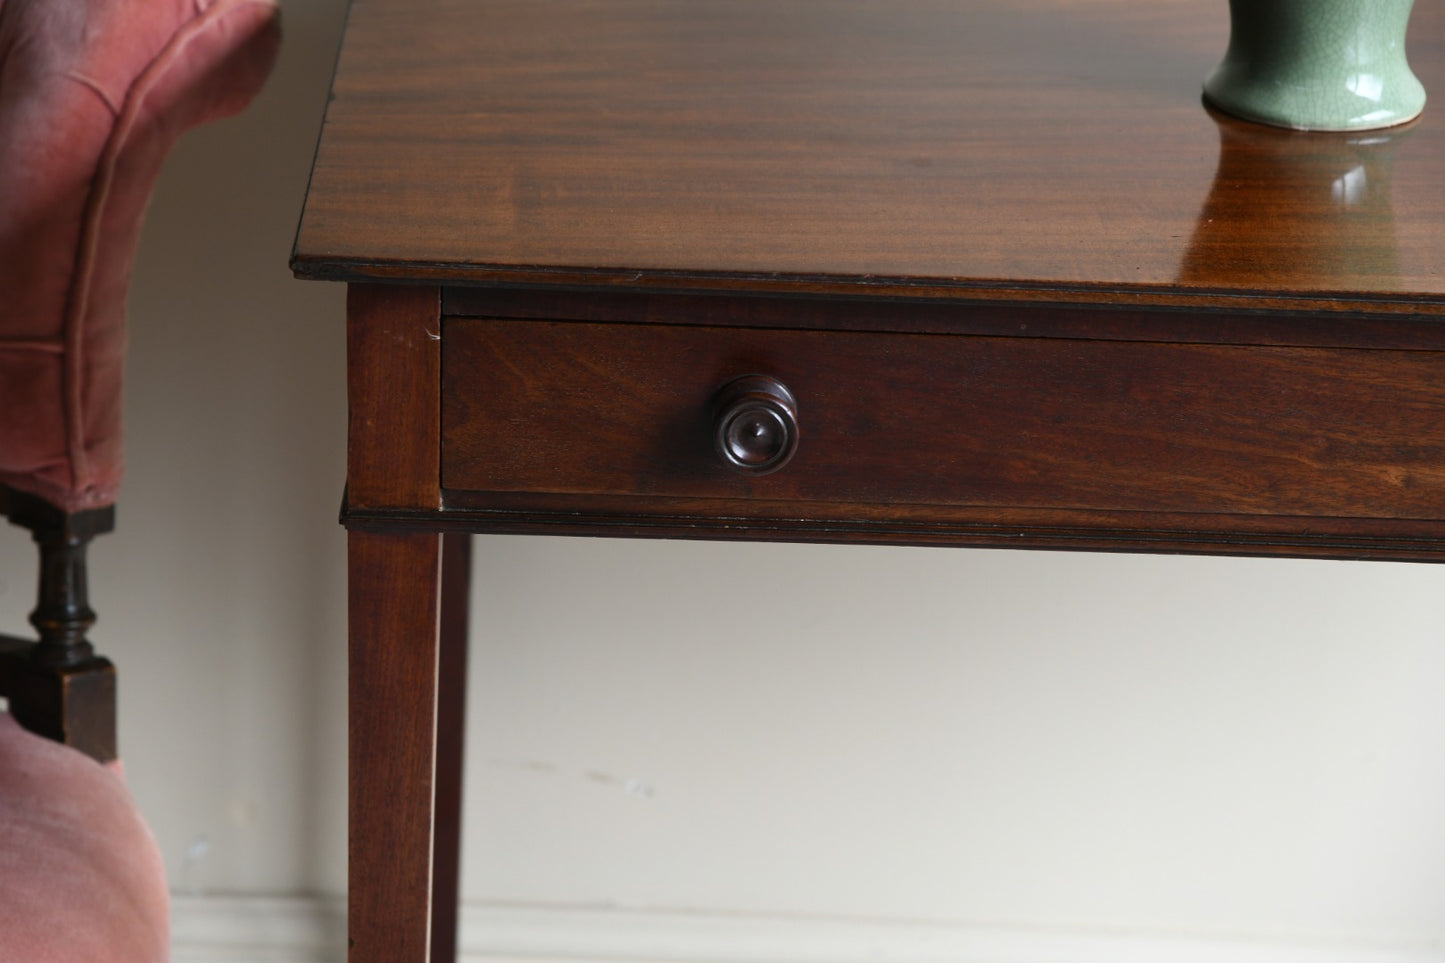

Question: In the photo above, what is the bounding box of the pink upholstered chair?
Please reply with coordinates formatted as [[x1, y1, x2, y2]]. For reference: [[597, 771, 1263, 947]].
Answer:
[[0, 0, 279, 958]]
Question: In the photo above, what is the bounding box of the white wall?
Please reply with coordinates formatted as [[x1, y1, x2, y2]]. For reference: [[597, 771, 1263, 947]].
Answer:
[[3, 1, 1445, 960], [465, 541, 1445, 947]]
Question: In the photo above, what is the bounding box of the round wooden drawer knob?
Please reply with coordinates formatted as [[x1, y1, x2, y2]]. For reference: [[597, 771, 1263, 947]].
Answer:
[[712, 375, 799, 475]]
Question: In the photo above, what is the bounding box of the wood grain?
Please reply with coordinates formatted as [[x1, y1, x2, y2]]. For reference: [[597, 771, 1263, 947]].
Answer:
[[443, 288, 1445, 345], [294, 0, 1445, 311], [430, 533, 471, 963], [348, 530, 441, 963], [443, 319, 1445, 522], [353, 501, 1445, 563], [315, 7, 1445, 962], [346, 284, 442, 511]]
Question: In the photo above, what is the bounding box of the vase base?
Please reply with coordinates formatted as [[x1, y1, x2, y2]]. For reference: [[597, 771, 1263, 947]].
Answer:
[[1202, 86, 1425, 132]]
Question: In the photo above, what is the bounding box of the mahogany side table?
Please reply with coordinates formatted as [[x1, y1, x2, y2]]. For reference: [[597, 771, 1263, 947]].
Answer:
[[293, 1, 1445, 959]]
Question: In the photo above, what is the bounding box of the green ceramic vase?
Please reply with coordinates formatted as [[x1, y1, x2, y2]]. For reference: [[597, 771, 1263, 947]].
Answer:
[[1204, 0, 1426, 130]]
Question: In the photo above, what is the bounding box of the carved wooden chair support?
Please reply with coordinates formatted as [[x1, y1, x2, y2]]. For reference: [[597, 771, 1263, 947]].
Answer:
[[0, 485, 117, 763]]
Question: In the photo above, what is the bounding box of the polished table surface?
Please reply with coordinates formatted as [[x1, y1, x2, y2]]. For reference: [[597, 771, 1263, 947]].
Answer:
[[295, 0, 1445, 309], [294, 1, 1445, 959]]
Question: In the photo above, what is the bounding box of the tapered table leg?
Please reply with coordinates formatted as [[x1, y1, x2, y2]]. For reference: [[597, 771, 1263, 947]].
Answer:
[[431, 533, 472, 962], [349, 530, 443, 963]]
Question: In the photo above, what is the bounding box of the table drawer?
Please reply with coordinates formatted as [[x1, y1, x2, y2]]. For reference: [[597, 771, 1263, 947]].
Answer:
[[441, 319, 1445, 522]]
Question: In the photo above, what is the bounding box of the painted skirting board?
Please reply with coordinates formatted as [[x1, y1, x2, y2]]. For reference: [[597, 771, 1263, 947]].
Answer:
[[170, 895, 345, 962], [169, 896, 1445, 963]]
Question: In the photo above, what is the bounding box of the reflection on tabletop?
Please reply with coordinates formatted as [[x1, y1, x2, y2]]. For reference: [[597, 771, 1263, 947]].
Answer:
[[1179, 105, 1412, 294]]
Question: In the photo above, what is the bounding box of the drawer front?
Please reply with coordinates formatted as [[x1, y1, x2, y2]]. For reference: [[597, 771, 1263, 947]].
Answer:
[[441, 319, 1445, 521]]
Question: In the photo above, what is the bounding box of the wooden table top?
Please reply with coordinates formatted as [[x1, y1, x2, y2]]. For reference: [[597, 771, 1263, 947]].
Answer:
[[293, 0, 1445, 313]]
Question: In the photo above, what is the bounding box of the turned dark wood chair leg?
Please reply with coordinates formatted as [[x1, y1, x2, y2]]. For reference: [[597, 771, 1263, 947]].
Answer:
[[0, 486, 118, 763]]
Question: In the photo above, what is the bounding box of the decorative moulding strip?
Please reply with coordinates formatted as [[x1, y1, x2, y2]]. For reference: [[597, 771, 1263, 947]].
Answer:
[[167, 896, 1445, 963]]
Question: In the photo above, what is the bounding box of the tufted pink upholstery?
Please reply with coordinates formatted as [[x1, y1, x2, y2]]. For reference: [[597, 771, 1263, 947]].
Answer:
[[0, 0, 281, 511]]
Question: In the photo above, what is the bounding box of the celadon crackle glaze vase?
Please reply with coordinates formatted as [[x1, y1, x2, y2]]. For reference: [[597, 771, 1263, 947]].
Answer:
[[1204, 0, 1426, 130]]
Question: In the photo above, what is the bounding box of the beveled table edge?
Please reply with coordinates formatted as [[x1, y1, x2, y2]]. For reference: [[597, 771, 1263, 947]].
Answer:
[[290, 257, 1445, 318]]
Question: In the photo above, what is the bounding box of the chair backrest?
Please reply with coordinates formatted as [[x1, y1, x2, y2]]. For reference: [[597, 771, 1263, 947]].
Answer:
[[0, 0, 280, 758], [0, 0, 281, 513]]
